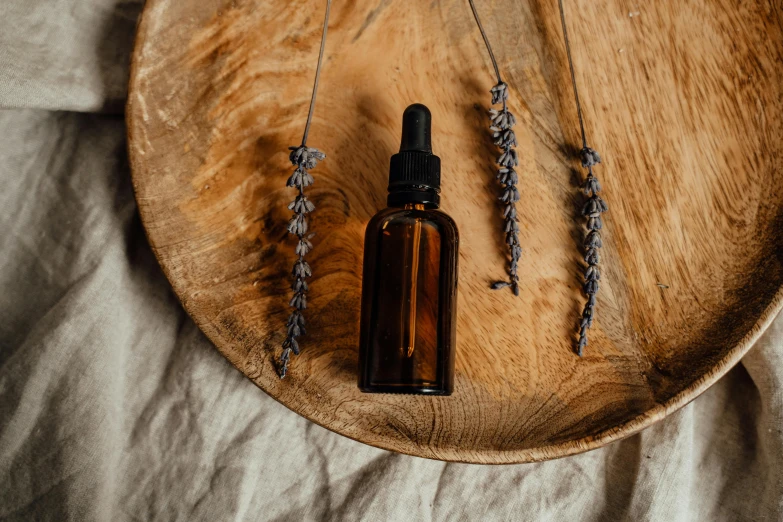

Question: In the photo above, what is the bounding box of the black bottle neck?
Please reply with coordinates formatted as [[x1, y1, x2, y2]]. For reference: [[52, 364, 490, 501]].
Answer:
[[387, 188, 440, 209], [387, 104, 441, 210]]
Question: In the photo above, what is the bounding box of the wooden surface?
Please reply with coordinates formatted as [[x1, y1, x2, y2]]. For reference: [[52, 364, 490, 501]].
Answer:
[[127, 0, 783, 463]]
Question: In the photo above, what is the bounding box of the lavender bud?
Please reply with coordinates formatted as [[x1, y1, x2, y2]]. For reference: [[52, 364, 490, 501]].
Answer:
[[288, 146, 304, 165], [308, 147, 326, 162], [292, 259, 312, 278], [490, 82, 509, 104], [287, 214, 307, 236], [494, 129, 517, 148], [497, 149, 518, 167], [500, 185, 520, 203], [292, 278, 309, 292], [585, 266, 600, 281], [287, 167, 315, 188], [287, 311, 306, 334], [585, 230, 602, 248], [289, 292, 307, 310], [288, 337, 300, 355], [583, 175, 602, 195], [287, 322, 301, 337], [580, 147, 601, 167], [587, 216, 602, 230], [497, 167, 518, 185], [286, 169, 301, 187], [289, 195, 316, 214], [289, 146, 324, 172], [489, 109, 516, 130], [584, 279, 599, 295], [582, 196, 607, 216], [295, 238, 313, 256], [303, 156, 318, 170]]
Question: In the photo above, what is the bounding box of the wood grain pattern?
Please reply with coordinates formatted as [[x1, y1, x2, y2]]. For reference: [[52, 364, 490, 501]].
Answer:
[[127, 0, 783, 463]]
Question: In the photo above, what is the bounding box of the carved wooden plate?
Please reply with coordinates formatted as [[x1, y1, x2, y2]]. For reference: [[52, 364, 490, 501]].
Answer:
[[127, 0, 783, 463]]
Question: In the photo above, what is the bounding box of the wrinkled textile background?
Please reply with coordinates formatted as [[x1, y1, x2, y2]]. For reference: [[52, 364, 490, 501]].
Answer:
[[0, 1, 781, 520]]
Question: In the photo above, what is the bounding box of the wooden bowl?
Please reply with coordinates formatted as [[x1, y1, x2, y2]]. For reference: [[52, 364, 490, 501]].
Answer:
[[127, 0, 783, 463]]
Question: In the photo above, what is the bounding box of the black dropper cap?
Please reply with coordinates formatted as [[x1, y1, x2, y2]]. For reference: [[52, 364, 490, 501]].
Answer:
[[388, 103, 441, 208]]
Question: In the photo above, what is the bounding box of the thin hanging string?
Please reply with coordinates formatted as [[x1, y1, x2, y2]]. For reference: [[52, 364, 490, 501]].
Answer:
[[468, 0, 502, 85], [301, 0, 332, 147], [557, 0, 588, 150]]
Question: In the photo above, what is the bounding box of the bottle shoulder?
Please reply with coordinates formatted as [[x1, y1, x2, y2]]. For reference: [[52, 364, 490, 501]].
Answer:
[[431, 208, 459, 236], [366, 207, 459, 237]]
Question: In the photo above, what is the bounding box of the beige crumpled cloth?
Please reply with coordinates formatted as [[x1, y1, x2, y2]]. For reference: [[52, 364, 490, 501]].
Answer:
[[1, 1, 781, 520]]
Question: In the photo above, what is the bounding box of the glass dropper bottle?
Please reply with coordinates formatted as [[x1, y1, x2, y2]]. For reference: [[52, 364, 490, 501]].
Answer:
[[358, 103, 459, 395]]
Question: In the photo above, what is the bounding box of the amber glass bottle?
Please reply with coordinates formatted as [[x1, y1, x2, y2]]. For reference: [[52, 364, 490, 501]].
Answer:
[[358, 104, 459, 395]]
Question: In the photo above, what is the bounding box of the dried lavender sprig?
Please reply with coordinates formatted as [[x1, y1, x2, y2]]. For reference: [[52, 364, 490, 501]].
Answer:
[[577, 148, 607, 355], [468, 0, 522, 296], [279, 0, 331, 379], [488, 85, 522, 295], [558, 0, 609, 355]]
